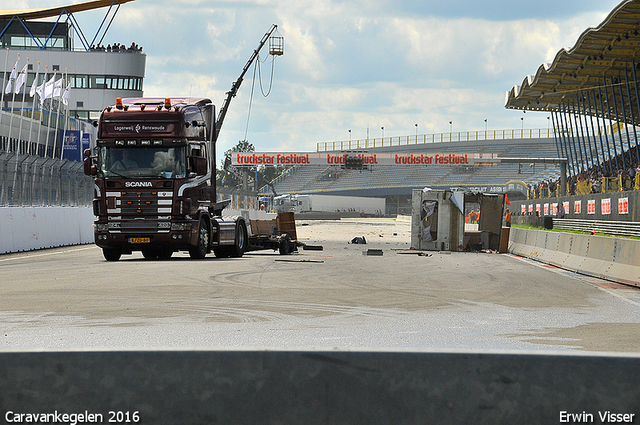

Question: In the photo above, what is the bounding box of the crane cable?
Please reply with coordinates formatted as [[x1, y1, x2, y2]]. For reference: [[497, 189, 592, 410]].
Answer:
[[244, 52, 278, 140]]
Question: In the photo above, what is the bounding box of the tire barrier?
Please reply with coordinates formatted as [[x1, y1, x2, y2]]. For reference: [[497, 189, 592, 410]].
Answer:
[[509, 227, 640, 287], [1, 350, 639, 425], [0, 206, 94, 254]]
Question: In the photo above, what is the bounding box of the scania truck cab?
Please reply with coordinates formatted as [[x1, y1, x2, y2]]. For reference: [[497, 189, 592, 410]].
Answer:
[[85, 97, 247, 261]]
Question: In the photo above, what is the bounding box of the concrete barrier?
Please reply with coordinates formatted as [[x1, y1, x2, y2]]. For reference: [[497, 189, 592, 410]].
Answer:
[[0, 350, 639, 425], [0, 207, 95, 254], [509, 228, 640, 288]]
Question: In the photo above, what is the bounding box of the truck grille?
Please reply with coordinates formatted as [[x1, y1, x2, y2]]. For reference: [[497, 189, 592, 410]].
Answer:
[[105, 189, 172, 233]]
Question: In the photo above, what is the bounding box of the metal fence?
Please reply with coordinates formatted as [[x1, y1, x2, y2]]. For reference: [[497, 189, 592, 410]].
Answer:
[[316, 128, 554, 152], [552, 218, 640, 237], [0, 152, 93, 207]]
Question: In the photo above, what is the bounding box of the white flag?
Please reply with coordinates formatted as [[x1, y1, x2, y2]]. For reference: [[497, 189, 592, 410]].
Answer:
[[14, 63, 28, 94], [29, 64, 39, 97], [62, 83, 71, 105], [4, 59, 18, 94], [41, 74, 57, 101], [52, 78, 64, 98]]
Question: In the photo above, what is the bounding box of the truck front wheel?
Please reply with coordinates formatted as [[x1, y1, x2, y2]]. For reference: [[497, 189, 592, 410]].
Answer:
[[189, 219, 209, 259], [103, 248, 122, 262]]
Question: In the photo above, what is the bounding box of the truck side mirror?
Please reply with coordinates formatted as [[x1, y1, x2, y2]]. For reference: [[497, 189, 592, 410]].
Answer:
[[83, 157, 97, 176], [195, 157, 208, 175]]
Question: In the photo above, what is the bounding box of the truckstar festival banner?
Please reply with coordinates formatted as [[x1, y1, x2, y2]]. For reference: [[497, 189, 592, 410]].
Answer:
[[231, 152, 498, 166]]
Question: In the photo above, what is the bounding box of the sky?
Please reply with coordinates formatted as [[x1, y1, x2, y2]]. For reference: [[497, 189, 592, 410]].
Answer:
[[1, 0, 625, 154]]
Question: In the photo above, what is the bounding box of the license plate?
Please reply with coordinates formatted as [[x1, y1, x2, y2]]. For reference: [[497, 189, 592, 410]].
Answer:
[[128, 237, 151, 244]]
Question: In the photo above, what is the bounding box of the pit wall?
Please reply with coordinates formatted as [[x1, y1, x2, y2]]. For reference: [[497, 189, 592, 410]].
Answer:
[[509, 227, 640, 288], [1, 350, 639, 424]]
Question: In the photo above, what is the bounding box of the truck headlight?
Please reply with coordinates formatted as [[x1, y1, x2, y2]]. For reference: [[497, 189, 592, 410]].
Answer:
[[96, 223, 108, 232]]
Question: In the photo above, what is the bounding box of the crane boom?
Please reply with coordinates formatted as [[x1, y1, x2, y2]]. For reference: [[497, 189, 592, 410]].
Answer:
[[215, 24, 279, 140]]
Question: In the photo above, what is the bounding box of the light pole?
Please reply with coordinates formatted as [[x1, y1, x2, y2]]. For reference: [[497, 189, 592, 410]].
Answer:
[[381, 126, 384, 138], [348, 129, 351, 142], [415, 123, 418, 142]]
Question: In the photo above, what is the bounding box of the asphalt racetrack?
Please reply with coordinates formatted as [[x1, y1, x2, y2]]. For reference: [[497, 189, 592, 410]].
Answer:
[[1, 218, 639, 353]]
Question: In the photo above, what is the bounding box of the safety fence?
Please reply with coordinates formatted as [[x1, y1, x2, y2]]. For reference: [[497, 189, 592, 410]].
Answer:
[[0, 152, 92, 207], [526, 174, 640, 199]]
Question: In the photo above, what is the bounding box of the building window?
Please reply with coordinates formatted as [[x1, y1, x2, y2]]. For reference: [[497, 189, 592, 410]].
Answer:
[[76, 101, 84, 108]]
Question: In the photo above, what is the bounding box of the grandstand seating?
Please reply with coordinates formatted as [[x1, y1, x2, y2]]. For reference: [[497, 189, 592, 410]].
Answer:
[[269, 136, 563, 196]]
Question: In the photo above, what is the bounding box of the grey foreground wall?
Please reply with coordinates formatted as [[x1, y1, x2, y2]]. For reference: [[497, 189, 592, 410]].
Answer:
[[1, 350, 639, 425], [509, 227, 640, 287], [0, 206, 95, 254]]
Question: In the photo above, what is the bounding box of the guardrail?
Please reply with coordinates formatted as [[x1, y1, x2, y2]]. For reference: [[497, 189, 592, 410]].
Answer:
[[552, 218, 640, 237], [509, 227, 640, 287]]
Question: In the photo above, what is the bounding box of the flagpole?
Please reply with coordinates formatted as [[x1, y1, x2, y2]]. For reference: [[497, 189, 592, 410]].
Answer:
[[7, 54, 20, 152], [43, 70, 56, 158], [0, 48, 9, 113], [10, 55, 24, 206], [61, 71, 71, 161], [54, 71, 64, 159], [27, 61, 39, 156], [36, 65, 47, 157], [17, 58, 29, 153]]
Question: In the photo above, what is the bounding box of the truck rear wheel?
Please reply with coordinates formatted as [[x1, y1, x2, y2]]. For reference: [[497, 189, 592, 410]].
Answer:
[[189, 219, 209, 259], [229, 221, 247, 258], [103, 248, 122, 262]]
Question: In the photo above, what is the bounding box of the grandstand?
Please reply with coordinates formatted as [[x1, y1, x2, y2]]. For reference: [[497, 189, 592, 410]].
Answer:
[[262, 127, 636, 214], [262, 134, 564, 214]]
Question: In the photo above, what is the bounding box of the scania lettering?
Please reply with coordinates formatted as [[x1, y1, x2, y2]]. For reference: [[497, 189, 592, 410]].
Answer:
[[84, 25, 283, 261]]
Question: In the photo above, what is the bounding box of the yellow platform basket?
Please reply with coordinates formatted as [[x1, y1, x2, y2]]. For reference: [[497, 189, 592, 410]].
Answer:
[[269, 36, 284, 56]]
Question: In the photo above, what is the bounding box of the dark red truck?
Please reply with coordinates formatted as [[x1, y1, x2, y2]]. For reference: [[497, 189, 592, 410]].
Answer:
[[84, 97, 248, 261]]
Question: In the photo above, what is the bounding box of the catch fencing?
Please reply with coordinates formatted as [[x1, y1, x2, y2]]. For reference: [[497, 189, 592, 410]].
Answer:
[[0, 152, 93, 207]]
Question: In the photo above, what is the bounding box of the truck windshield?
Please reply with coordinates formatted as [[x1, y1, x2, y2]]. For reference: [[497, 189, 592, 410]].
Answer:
[[100, 147, 187, 179]]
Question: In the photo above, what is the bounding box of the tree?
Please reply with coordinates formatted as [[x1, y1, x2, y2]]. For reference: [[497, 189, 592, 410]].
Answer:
[[216, 140, 287, 192]]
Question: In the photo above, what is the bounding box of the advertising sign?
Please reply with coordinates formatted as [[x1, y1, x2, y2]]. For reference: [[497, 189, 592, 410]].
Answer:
[[61, 130, 82, 162], [619, 197, 629, 214], [231, 152, 498, 166], [601, 198, 611, 215], [587, 199, 596, 215]]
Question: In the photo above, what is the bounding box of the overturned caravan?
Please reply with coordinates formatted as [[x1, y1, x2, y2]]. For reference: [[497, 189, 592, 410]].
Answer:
[[410, 189, 507, 252]]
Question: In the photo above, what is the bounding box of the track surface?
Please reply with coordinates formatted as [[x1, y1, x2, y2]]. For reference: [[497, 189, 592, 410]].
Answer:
[[1, 219, 639, 352]]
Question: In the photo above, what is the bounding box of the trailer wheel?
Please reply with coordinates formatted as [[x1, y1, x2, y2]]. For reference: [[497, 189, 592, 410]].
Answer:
[[229, 221, 247, 258], [189, 219, 209, 259], [103, 248, 122, 262], [278, 233, 294, 255]]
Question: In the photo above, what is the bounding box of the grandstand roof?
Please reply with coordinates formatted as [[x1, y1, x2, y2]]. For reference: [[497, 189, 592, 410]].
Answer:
[[0, 0, 136, 21], [505, 0, 640, 114]]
